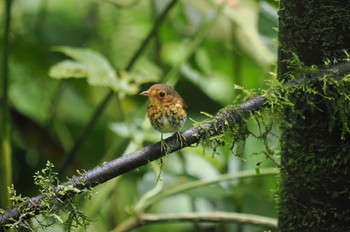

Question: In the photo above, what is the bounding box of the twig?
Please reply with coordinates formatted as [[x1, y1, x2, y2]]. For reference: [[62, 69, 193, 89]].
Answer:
[[113, 212, 278, 232]]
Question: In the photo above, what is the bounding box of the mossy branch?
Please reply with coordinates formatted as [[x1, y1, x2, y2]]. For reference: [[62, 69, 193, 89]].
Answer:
[[1, 62, 350, 230]]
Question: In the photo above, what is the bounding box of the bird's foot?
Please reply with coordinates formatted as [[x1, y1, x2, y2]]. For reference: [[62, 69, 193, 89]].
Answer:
[[160, 139, 171, 154], [174, 131, 186, 147]]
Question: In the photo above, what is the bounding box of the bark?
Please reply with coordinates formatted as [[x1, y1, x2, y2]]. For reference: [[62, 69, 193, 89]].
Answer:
[[278, 1, 350, 231]]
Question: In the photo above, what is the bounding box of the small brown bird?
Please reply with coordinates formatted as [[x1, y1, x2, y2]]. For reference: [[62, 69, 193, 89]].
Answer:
[[140, 84, 187, 152]]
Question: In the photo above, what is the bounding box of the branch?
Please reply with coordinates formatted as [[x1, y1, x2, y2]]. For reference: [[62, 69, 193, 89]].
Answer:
[[113, 212, 278, 232], [1, 61, 350, 230]]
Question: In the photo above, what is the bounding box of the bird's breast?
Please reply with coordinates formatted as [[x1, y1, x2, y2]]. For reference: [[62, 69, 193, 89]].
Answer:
[[147, 103, 186, 133]]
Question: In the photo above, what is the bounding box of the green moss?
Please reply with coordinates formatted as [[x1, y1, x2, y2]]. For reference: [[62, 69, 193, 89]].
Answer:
[[7, 161, 91, 231], [279, 1, 350, 67], [279, 107, 350, 230], [197, 54, 350, 231], [197, 107, 242, 159], [278, 4, 350, 225], [198, 84, 281, 168]]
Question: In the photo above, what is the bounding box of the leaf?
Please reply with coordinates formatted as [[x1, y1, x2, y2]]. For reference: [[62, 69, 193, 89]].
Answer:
[[129, 58, 162, 84], [200, 111, 214, 118], [49, 60, 89, 79], [50, 46, 137, 94], [10, 62, 57, 122]]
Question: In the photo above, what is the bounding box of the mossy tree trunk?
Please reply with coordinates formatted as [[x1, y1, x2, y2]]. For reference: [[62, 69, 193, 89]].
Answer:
[[278, 1, 350, 231]]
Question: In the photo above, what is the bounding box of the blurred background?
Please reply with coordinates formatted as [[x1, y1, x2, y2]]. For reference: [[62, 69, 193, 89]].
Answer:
[[1, 0, 279, 231]]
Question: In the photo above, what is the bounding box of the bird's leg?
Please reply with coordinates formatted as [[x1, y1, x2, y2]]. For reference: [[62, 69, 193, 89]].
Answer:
[[174, 131, 186, 147], [157, 158, 163, 181], [157, 133, 170, 181], [160, 133, 170, 154]]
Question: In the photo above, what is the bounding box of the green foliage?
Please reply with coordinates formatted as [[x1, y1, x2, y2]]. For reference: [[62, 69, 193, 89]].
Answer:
[[49, 46, 158, 96], [195, 80, 282, 172], [321, 71, 350, 139], [276, 55, 350, 139], [4, 0, 280, 231], [34, 161, 58, 196], [7, 161, 90, 231], [197, 53, 350, 176], [272, 50, 350, 230]]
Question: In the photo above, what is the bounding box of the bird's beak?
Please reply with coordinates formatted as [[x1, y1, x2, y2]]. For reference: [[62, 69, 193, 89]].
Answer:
[[140, 90, 151, 97]]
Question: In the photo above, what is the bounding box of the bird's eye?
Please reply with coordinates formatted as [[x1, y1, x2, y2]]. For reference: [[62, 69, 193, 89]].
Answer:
[[159, 91, 166, 98]]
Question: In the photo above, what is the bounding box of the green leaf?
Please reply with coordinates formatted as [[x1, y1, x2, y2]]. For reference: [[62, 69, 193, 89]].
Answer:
[[49, 60, 89, 78], [50, 46, 126, 93], [52, 46, 117, 85]]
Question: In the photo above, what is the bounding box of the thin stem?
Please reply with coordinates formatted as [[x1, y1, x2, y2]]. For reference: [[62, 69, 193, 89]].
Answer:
[[113, 212, 278, 232], [58, 0, 179, 176], [150, 0, 165, 71], [134, 168, 278, 213], [58, 90, 114, 176], [165, 1, 225, 86], [125, 0, 178, 71], [0, 0, 13, 208]]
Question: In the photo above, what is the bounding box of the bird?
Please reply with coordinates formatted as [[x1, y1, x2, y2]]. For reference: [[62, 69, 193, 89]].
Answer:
[[140, 84, 187, 153]]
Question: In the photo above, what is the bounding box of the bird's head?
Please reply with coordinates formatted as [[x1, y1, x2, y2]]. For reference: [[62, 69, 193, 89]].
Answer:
[[140, 84, 186, 108]]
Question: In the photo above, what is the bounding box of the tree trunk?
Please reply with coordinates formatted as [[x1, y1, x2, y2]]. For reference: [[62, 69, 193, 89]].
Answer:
[[278, 1, 350, 231]]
